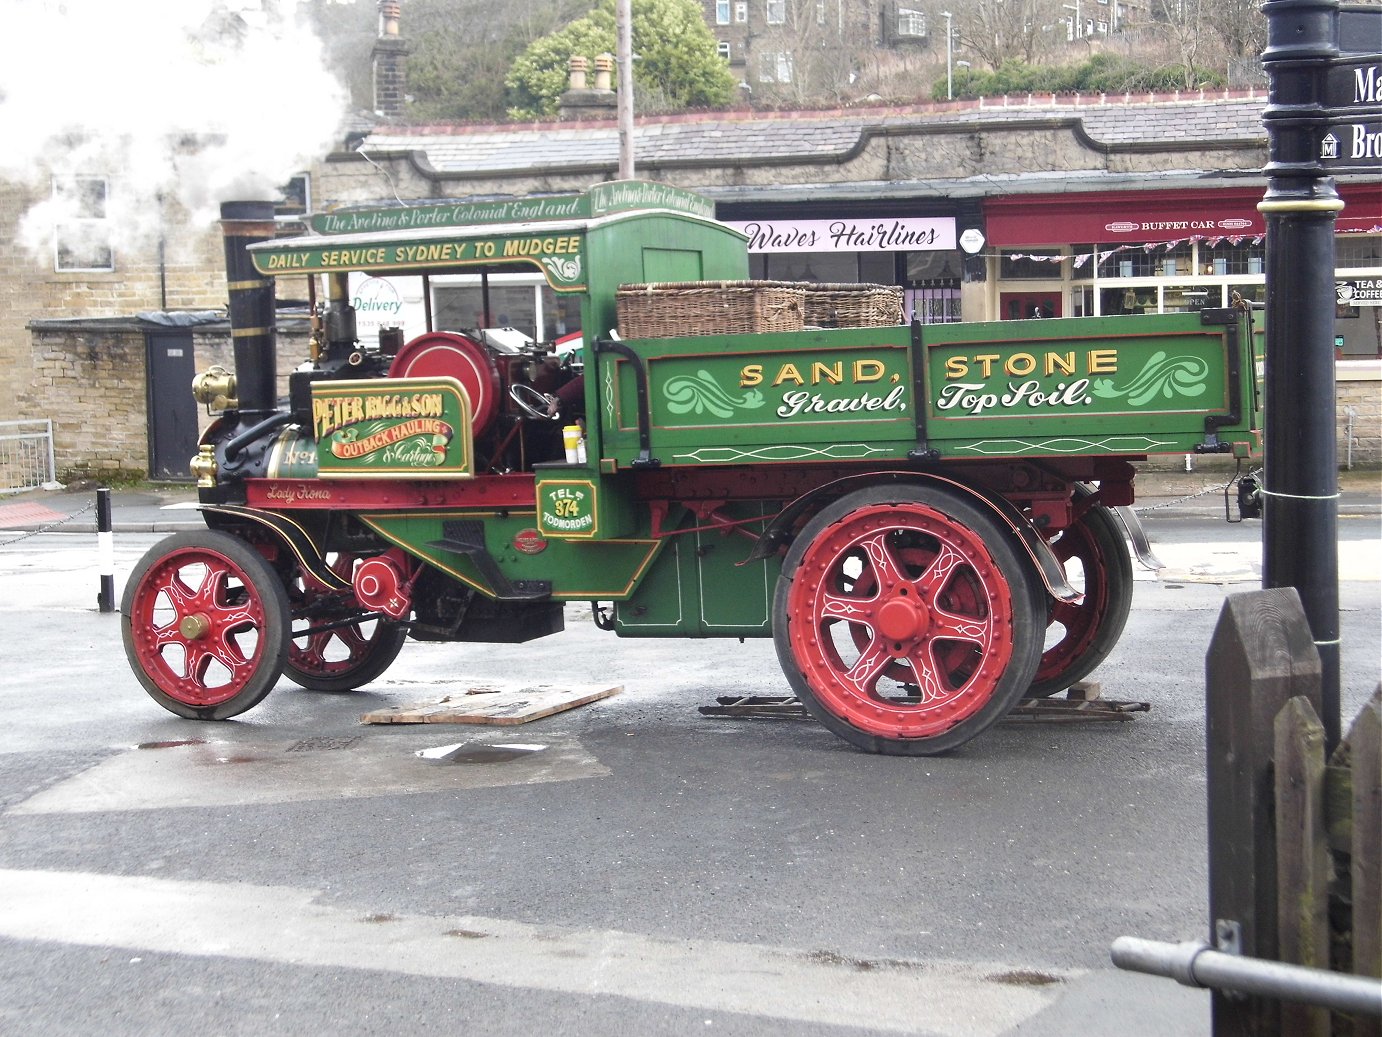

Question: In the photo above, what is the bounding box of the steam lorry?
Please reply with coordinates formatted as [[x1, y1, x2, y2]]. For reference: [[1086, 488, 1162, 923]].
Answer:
[[120, 182, 1262, 755]]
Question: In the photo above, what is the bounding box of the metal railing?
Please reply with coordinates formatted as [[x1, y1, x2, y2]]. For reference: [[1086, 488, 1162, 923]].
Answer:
[[0, 420, 57, 495]]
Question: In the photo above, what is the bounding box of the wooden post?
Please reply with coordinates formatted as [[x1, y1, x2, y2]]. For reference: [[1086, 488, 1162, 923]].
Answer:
[[1273, 696, 1329, 1037], [1346, 691, 1382, 1037], [1206, 587, 1322, 1037]]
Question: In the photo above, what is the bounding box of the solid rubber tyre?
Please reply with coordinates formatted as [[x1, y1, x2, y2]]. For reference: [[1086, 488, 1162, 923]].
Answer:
[[121, 530, 290, 720], [773, 484, 1045, 755]]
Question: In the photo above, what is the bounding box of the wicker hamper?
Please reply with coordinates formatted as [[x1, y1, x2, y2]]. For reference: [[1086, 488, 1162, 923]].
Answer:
[[802, 283, 905, 328], [616, 281, 806, 339]]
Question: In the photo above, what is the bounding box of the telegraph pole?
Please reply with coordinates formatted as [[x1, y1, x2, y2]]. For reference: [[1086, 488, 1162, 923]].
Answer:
[[617, 0, 634, 180]]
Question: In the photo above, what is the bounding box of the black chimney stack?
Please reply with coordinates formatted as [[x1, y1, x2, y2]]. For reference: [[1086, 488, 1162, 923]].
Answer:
[[219, 200, 279, 420]]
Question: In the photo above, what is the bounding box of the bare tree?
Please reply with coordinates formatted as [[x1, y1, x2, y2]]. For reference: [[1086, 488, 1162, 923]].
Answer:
[[950, 0, 1064, 70]]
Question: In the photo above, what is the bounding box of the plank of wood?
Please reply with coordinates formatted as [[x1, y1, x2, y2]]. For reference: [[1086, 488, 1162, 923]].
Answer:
[[360, 682, 621, 726], [1274, 695, 1330, 1037]]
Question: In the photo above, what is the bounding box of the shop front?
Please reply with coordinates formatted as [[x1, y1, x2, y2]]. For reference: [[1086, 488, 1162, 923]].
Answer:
[[985, 184, 1382, 358], [717, 201, 976, 325]]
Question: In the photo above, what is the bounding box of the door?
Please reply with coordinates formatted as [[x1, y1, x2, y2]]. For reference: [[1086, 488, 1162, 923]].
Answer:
[[145, 331, 199, 481], [999, 292, 1062, 320]]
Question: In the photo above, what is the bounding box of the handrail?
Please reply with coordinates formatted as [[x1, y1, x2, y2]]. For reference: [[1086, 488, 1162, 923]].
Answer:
[[1111, 936, 1382, 1017]]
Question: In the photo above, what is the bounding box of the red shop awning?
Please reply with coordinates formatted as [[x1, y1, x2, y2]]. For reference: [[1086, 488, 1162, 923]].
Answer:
[[985, 185, 1381, 247]]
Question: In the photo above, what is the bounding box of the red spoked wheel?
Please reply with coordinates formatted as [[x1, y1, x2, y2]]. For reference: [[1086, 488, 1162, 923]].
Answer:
[[1027, 487, 1133, 698], [284, 554, 407, 693], [121, 530, 290, 720], [773, 485, 1044, 756]]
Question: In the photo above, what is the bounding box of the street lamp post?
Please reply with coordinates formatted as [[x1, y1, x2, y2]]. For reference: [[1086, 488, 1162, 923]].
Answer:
[[941, 10, 953, 99]]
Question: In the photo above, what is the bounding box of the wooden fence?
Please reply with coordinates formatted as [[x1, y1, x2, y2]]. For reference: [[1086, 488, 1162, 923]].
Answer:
[[1207, 586, 1381, 1037]]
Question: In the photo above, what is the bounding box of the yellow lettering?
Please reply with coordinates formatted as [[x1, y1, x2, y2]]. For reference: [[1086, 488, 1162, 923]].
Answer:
[[1005, 352, 1036, 376], [811, 361, 844, 385], [974, 354, 1001, 378], [1045, 352, 1076, 377], [945, 356, 969, 380], [740, 364, 763, 388], [773, 363, 804, 387], [853, 360, 885, 383], [1088, 349, 1118, 374]]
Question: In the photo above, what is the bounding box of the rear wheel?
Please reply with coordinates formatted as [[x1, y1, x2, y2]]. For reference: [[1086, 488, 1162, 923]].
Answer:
[[1027, 489, 1133, 698], [773, 485, 1045, 755], [121, 530, 289, 720], [285, 554, 407, 692]]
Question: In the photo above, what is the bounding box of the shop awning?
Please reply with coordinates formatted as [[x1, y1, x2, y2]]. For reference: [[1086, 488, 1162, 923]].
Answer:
[[985, 184, 1381, 246]]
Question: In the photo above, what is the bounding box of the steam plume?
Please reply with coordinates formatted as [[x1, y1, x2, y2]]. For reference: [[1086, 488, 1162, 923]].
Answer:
[[0, 0, 348, 257]]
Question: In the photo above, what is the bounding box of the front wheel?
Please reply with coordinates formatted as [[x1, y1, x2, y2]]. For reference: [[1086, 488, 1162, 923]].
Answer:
[[773, 485, 1045, 756], [121, 530, 290, 719]]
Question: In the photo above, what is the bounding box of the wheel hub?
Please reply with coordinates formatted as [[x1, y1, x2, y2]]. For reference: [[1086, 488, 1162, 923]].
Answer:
[[178, 613, 212, 640], [876, 596, 930, 644]]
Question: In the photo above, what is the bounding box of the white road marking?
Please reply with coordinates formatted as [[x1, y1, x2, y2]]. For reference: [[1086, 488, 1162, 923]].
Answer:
[[0, 868, 1072, 1035]]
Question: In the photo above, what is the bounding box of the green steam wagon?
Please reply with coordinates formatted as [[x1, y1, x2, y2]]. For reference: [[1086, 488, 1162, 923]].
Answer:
[[122, 182, 1261, 755]]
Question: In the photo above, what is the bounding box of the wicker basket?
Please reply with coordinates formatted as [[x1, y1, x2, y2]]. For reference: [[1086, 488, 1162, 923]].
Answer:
[[802, 283, 905, 328], [616, 281, 806, 339]]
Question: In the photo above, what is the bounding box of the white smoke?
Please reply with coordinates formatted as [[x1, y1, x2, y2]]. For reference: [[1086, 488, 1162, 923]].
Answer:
[[0, 0, 350, 257]]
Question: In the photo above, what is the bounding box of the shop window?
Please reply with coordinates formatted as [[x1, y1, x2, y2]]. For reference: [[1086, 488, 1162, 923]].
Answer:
[[1200, 239, 1265, 276], [1337, 235, 1382, 270], [1100, 244, 1191, 278], [1102, 286, 1156, 315], [1228, 283, 1266, 309], [907, 286, 961, 324], [53, 175, 114, 273], [999, 248, 1064, 280], [1163, 283, 1220, 313]]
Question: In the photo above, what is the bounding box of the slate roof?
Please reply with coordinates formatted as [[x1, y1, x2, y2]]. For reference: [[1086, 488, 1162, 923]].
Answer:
[[359, 94, 1269, 176]]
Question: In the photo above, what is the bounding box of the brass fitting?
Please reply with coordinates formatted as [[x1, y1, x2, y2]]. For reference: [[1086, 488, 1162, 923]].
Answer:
[[192, 365, 238, 411], [191, 444, 218, 488]]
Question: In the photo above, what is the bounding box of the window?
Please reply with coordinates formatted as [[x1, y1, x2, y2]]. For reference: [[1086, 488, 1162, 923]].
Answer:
[[718, 40, 732, 60], [716, 0, 730, 24], [1337, 235, 1381, 270], [816, 2, 826, 26], [766, 0, 786, 25], [758, 50, 793, 83], [999, 248, 1065, 280], [897, 8, 926, 37], [53, 176, 114, 273], [735, 2, 748, 22]]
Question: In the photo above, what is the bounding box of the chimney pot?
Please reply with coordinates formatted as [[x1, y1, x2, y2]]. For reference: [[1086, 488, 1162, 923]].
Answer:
[[594, 53, 614, 91], [568, 55, 589, 91]]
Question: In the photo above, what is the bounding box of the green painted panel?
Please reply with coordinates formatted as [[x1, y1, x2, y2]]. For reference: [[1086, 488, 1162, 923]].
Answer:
[[615, 501, 780, 637], [360, 511, 665, 601], [595, 312, 1258, 466]]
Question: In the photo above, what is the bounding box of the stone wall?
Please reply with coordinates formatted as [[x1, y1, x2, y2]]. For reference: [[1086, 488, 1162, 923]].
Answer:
[[25, 325, 307, 480], [1338, 361, 1382, 467], [1, 180, 226, 421]]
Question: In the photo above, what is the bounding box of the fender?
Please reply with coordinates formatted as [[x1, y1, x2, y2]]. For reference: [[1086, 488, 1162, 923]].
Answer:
[[200, 503, 350, 591], [744, 470, 1080, 603], [1113, 505, 1165, 571]]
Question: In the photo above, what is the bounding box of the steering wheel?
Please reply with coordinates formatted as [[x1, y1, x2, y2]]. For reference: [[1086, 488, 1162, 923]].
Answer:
[[509, 382, 561, 421]]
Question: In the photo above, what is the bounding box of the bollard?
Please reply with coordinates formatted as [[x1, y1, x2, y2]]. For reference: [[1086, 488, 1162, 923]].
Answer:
[[96, 487, 114, 613]]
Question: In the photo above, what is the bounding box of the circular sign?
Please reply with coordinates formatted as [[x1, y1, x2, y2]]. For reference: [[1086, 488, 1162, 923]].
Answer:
[[958, 228, 986, 255]]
